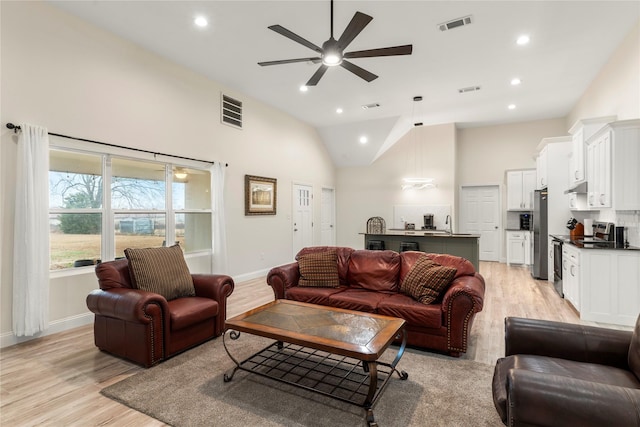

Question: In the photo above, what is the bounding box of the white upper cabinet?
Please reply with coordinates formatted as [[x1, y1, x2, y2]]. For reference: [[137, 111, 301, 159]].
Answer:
[[586, 119, 640, 211], [536, 146, 548, 189], [568, 116, 616, 189], [507, 169, 536, 210]]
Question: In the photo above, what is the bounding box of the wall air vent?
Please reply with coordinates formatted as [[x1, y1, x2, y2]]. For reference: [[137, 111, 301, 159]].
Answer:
[[458, 85, 481, 94], [221, 94, 242, 129], [438, 15, 473, 32], [361, 103, 381, 110]]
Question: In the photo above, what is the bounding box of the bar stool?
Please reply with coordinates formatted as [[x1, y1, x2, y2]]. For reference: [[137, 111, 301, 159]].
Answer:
[[399, 242, 419, 252], [367, 240, 385, 250]]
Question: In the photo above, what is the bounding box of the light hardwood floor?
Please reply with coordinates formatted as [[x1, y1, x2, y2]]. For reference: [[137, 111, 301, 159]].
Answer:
[[0, 262, 606, 425]]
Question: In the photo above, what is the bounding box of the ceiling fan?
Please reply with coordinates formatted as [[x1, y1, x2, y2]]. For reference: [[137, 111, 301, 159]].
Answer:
[[258, 0, 413, 86]]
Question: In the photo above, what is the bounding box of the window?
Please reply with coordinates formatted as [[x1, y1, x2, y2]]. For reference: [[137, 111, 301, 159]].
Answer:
[[49, 147, 212, 270]]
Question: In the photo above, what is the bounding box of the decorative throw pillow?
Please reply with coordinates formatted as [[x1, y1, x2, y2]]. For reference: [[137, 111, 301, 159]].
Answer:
[[401, 255, 457, 304], [297, 249, 340, 288], [124, 244, 195, 301]]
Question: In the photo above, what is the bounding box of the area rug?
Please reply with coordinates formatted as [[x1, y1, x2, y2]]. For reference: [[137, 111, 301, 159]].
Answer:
[[101, 335, 502, 426]]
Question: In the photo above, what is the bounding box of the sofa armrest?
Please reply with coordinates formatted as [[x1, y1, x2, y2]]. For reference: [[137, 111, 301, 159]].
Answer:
[[266, 262, 300, 299], [192, 274, 235, 335], [441, 273, 485, 353], [192, 274, 235, 302], [504, 317, 632, 368], [507, 369, 640, 427], [86, 287, 169, 323]]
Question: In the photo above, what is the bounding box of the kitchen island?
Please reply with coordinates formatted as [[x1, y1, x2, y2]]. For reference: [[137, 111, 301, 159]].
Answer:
[[362, 230, 480, 270]]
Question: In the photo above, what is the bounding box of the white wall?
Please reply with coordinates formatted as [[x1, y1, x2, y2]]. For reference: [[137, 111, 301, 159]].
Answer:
[[567, 20, 640, 127], [336, 123, 456, 249], [0, 1, 334, 341], [566, 19, 640, 247]]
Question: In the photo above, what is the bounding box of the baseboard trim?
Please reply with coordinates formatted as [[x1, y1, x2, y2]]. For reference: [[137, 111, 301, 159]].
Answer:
[[232, 268, 270, 284], [0, 312, 94, 349]]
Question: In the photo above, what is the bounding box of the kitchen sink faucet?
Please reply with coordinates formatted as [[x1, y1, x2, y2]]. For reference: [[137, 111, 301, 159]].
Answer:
[[446, 215, 452, 235]]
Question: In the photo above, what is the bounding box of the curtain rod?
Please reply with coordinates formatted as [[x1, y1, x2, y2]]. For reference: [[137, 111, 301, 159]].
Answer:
[[5, 123, 228, 167]]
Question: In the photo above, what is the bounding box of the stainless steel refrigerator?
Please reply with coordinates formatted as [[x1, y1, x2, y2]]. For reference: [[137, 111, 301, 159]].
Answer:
[[531, 190, 548, 280]]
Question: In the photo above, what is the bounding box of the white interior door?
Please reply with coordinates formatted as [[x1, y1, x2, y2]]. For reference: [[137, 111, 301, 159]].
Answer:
[[293, 184, 313, 257], [460, 185, 500, 262], [320, 187, 335, 246]]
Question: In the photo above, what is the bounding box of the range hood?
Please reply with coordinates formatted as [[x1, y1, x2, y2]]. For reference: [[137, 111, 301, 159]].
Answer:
[[564, 181, 588, 194]]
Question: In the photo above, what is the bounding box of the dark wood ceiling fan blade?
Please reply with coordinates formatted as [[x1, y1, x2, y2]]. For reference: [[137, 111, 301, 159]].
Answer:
[[340, 60, 378, 82], [268, 25, 323, 53], [306, 65, 329, 86], [258, 57, 322, 66], [337, 12, 373, 50], [345, 44, 413, 59]]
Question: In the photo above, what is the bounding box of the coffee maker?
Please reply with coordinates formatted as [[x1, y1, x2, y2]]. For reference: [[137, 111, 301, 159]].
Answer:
[[422, 214, 435, 230]]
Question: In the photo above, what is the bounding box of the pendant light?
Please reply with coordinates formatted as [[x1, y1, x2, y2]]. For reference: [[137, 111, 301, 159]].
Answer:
[[402, 96, 436, 190]]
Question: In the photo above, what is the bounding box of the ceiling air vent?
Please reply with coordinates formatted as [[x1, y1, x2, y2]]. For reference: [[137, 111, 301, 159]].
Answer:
[[458, 85, 481, 94], [438, 15, 473, 32], [362, 103, 381, 110], [221, 94, 242, 129]]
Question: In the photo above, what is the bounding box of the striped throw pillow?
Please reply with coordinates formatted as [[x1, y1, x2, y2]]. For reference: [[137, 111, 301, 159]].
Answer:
[[124, 244, 195, 301], [298, 249, 340, 288], [400, 255, 457, 304]]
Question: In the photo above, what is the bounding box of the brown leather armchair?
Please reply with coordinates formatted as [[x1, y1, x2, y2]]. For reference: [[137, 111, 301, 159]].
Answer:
[[87, 259, 234, 367], [492, 316, 640, 426]]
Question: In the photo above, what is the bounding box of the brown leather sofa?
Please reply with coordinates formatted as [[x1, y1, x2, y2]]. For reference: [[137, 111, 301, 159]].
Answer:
[[87, 259, 234, 367], [266, 247, 485, 356], [492, 316, 640, 426]]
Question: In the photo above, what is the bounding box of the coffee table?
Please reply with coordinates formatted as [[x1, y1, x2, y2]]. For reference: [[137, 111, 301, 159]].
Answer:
[[223, 300, 408, 426]]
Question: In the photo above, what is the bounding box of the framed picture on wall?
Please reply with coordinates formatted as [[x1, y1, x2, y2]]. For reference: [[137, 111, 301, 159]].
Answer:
[[245, 175, 277, 215]]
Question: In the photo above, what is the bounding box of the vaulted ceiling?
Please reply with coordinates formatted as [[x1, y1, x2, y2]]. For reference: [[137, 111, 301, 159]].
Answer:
[[50, 1, 640, 166]]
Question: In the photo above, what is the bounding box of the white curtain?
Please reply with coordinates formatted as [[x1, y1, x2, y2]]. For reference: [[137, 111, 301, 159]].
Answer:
[[211, 162, 228, 273], [13, 124, 50, 336]]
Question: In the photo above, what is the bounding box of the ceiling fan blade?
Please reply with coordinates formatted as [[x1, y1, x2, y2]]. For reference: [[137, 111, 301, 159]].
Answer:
[[345, 44, 413, 59], [337, 12, 373, 50], [258, 57, 321, 66], [306, 65, 329, 86], [340, 60, 378, 82], [268, 25, 323, 53]]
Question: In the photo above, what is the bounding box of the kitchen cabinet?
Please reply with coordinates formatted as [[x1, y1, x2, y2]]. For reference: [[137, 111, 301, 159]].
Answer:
[[507, 169, 536, 210], [524, 231, 532, 265], [536, 146, 548, 189], [507, 231, 529, 265], [568, 192, 588, 211], [585, 120, 640, 210], [570, 127, 585, 185], [562, 245, 580, 311], [586, 131, 611, 209], [579, 249, 640, 327], [535, 136, 572, 237], [568, 116, 616, 188]]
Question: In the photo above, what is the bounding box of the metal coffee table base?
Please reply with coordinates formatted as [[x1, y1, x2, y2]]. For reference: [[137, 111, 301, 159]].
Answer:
[[223, 331, 408, 427]]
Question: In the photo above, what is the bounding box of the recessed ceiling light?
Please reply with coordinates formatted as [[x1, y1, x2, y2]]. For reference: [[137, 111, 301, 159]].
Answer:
[[299, 85, 308, 92], [194, 16, 208, 28], [510, 78, 522, 86], [516, 35, 530, 45], [336, 108, 343, 114], [359, 136, 368, 144], [508, 104, 517, 110]]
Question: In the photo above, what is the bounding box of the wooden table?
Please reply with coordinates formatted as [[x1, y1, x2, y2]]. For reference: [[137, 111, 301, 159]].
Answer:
[[223, 300, 407, 426]]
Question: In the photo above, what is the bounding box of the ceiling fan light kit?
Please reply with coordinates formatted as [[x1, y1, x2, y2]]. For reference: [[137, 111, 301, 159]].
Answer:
[[258, 0, 413, 86]]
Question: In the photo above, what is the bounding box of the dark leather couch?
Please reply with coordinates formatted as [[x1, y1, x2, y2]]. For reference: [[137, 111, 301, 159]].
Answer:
[[266, 247, 485, 356], [492, 316, 640, 426], [87, 259, 234, 367]]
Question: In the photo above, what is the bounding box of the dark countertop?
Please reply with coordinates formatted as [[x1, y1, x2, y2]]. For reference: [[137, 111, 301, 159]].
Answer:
[[361, 231, 480, 238], [550, 234, 639, 251]]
